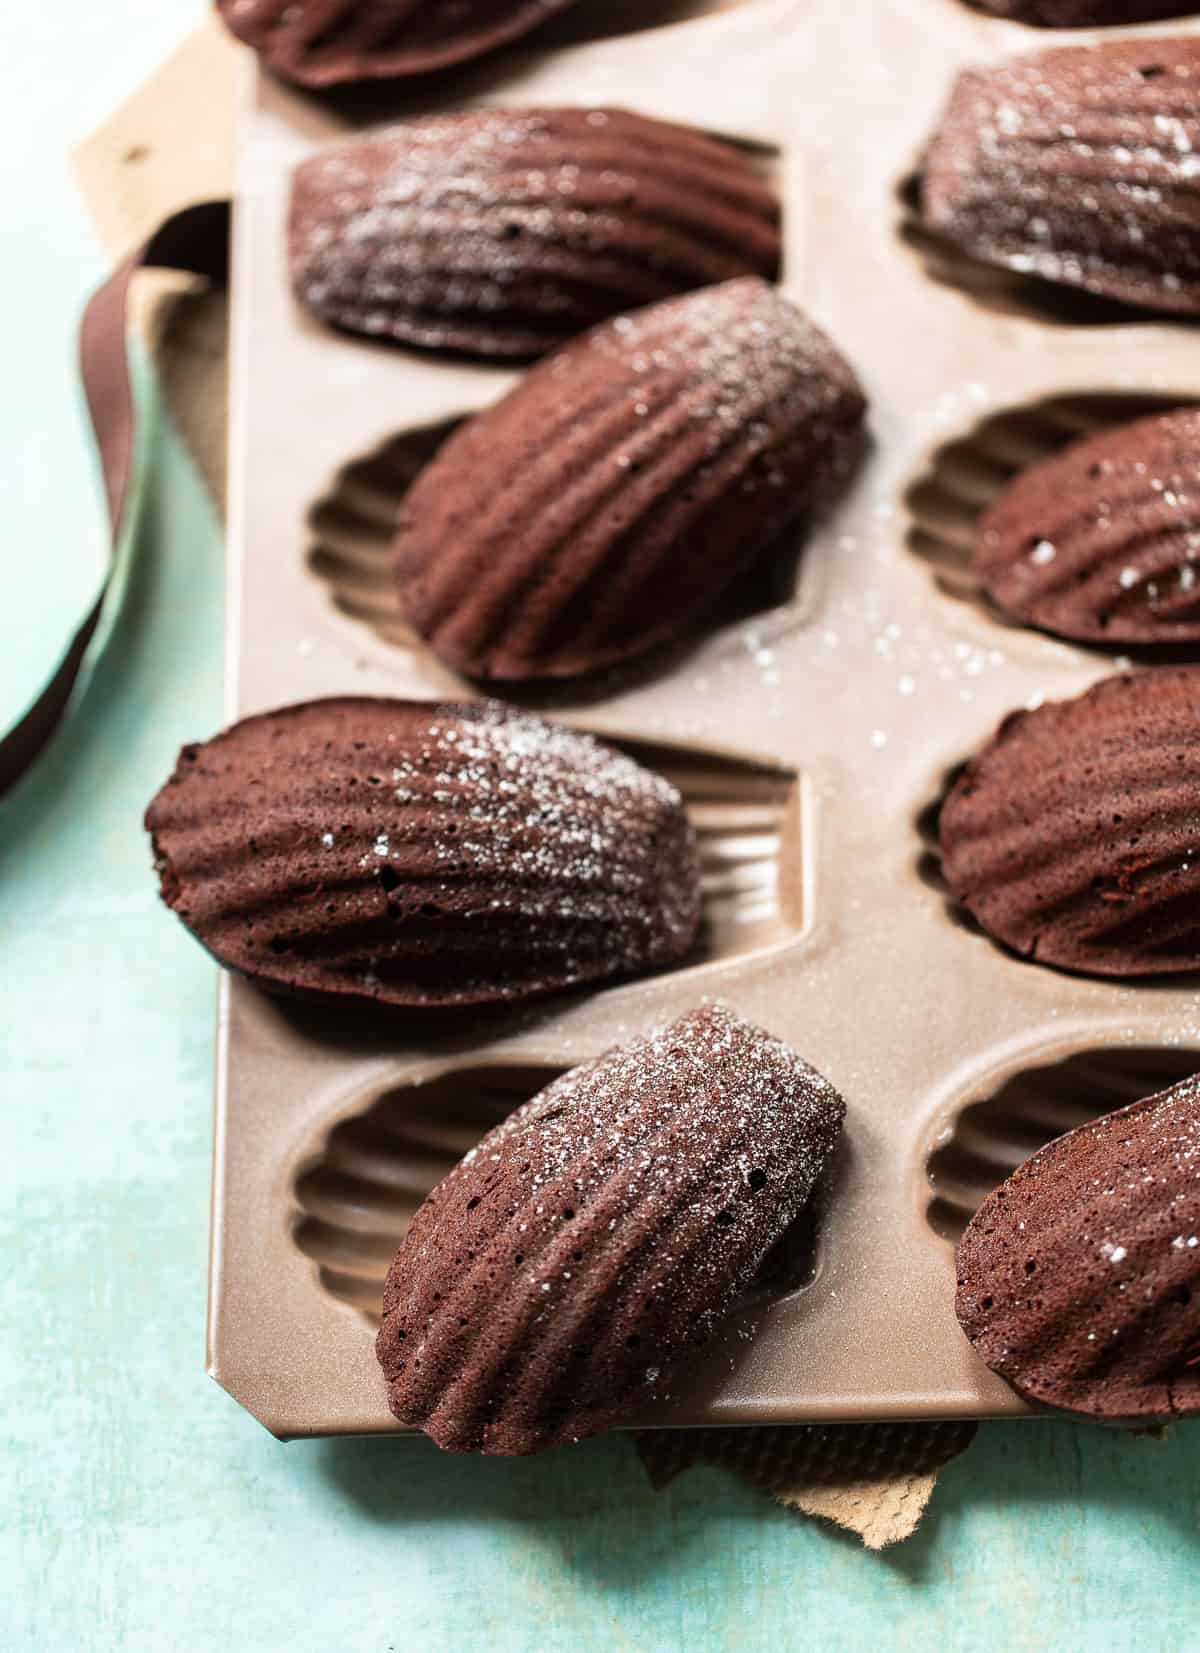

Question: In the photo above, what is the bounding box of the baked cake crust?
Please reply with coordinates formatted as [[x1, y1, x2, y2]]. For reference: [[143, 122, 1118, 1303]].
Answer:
[[377, 1004, 847, 1453], [145, 698, 701, 1008]]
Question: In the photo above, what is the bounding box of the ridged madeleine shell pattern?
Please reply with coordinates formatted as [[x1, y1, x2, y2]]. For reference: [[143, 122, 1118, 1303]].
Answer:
[[376, 1004, 846, 1454], [215, 0, 578, 85], [307, 418, 804, 659], [968, 0, 1198, 24], [289, 109, 781, 360], [144, 697, 701, 1009], [939, 667, 1200, 977], [904, 393, 1186, 617], [920, 39, 1200, 316], [957, 1071, 1200, 1420], [294, 1065, 558, 1321], [292, 1050, 827, 1326], [976, 408, 1200, 644], [927, 1046, 1199, 1242], [393, 277, 867, 680], [537, 0, 754, 41]]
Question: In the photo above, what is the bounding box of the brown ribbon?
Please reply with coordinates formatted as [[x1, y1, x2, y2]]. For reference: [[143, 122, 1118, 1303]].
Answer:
[[0, 200, 230, 798]]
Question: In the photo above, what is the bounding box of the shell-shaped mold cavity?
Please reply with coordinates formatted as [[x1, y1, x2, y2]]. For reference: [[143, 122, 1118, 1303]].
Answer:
[[905, 393, 1190, 624], [939, 667, 1200, 977], [913, 39, 1200, 320], [956, 1069, 1200, 1420], [927, 1045, 1200, 1241], [294, 1064, 561, 1321], [144, 697, 702, 1010], [392, 278, 866, 681], [215, 0, 580, 85], [375, 1003, 846, 1454], [289, 108, 780, 360]]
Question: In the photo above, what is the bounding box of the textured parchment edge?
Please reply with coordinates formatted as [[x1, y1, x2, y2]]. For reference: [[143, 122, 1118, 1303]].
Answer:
[[637, 1421, 976, 1548]]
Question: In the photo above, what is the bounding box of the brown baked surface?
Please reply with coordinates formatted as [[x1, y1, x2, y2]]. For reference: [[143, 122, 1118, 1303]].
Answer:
[[144, 697, 701, 1009], [394, 277, 866, 680], [970, 0, 1197, 25], [921, 38, 1200, 315], [377, 1004, 847, 1453], [957, 1071, 1200, 1421], [976, 407, 1200, 644], [940, 667, 1200, 977], [215, 0, 578, 85]]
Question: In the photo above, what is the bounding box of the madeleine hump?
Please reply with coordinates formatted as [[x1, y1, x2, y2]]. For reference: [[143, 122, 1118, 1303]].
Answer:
[[921, 39, 1200, 315], [376, 1004, 847, 1454], [957, 1070, 1200, 1421], [977, 407, 1200, 645], [393, 277, 867, 680], [144, 698, 701, 1009], [940, 667, 1200, 977], [289, 108, 781, 359], [216, 0, 578, 85]]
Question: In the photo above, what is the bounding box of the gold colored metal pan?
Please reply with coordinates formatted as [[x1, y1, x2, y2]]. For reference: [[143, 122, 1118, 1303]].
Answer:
[[212, 0, 1200, 1437]]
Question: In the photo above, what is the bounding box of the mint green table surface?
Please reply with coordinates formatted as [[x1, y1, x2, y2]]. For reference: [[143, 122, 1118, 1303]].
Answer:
[[4, 7, 1199, 1649]]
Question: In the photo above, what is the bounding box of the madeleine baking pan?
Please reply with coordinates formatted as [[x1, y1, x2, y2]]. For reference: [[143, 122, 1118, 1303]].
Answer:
[[211, 0, 1200, 1437]]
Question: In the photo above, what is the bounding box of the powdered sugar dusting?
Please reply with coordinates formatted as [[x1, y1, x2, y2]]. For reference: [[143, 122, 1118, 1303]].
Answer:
[[146, 698, 701, 1009], [571, 276, 863, 462], [288, 107, 779, 355], [485, 1002, 843, 1230], [377, 1004, 846, 1452], [924, 40, 1200, 313], [959, 1069, 1200, 1420]]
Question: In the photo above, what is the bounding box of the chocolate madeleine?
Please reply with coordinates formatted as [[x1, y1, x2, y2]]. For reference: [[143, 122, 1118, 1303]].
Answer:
[[970, 1, 1198, 24], [940, 667, 1200, 977], [144, 698, 701, 1009], [920, 39, 1200, 315], [376, 1004, 846, 1454], [977, 407, 1200, 644], [393, 277, 866, 680], [215, 0, 578, 85], [957, 1071, 1200, 1421], [288, 108, 782, 359]]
